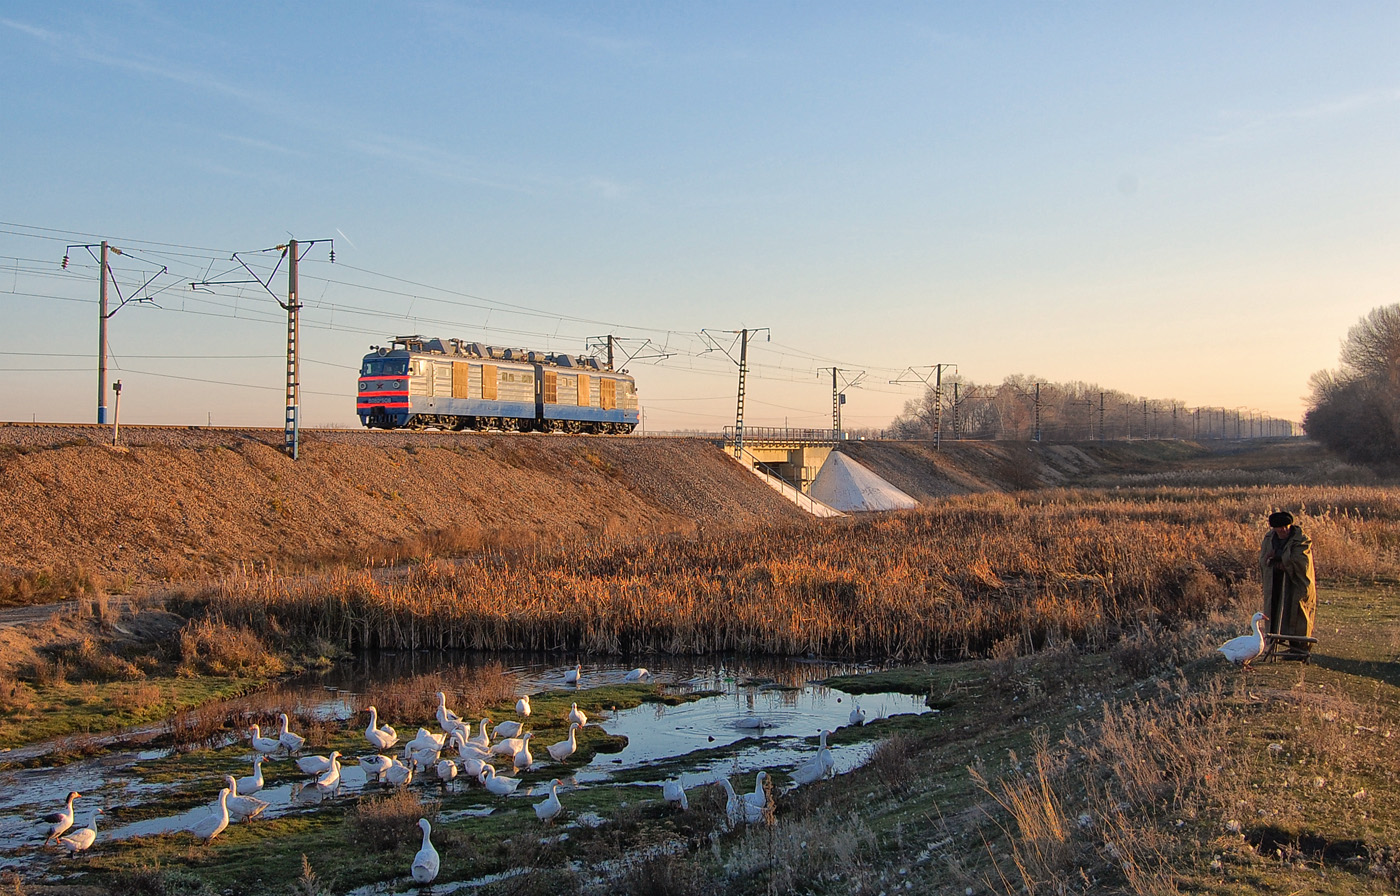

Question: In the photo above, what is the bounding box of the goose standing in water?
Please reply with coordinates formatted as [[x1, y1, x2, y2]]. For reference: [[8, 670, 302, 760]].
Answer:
[[313, 752, 342, 790], [236, 754, 266, 794], [564, 663, 582, 686], [534, 778, 564, 822], [547, 723, 580, 763], [277, 713, 305, 754], [1218, 612, 1269, 667], [222, 775, 270, 821], [359, 754, 394, 784], [411, 818, 440, 884], [189, 788, 231, 842], [57, 808, 102, 853], [567, 703, 588, 727], [41, 791, 81, 846], [384, 757, 415, 787], [364, 706, 398, 751], [436, 758, 459, 788], [296, 751, 339, 777], [624, 668, 651, 683]]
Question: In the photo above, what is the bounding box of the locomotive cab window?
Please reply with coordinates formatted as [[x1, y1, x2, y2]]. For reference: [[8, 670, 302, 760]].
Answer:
[[362, 358, 408, 376]]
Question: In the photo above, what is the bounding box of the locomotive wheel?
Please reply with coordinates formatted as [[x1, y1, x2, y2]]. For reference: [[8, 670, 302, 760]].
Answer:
[[564, 420, 584, 434], [502, 418, 521, 432], [538, 419, 555, 433]]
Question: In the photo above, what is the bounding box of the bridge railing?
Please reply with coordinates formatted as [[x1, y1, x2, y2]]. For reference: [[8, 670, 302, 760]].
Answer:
[[722, 426, 845, 447]]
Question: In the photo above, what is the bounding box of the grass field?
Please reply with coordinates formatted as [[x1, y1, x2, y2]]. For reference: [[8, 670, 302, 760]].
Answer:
[[2, 446, 1398, 895]]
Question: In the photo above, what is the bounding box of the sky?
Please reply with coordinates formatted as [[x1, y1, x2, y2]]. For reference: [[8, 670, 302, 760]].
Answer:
[[1, 2, 1396, 432]]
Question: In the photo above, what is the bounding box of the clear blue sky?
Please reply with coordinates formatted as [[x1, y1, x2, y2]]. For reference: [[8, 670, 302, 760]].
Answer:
[[2, 2, 1395, 431]]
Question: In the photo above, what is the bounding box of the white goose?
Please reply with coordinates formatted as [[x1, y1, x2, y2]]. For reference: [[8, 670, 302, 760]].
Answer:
[[516, 694, 532, 717], [718, 778, 765, 826], [848, 702, 866, 726], [42, 791, 81, 845], [491, 734, 527, 757], [547, 723, 580, 763], [451, 731, 489, 759], [744, 771, 770, 810], [248, 724, 281, 755], [435, 692, 463, 733], [457, 752, 489, 778], [791, 730, 836, 785], [384, 757, 415, 787], [512, 732, 535, 772], [662, 777, 689, 810], [277, 713, 305, 754], [479, 765, 521, 796], [189, 788, 231, 842], [359, 754, 394, 784], [411, 818, 440, 884], [236, 755, 266, 794], [1218, 612, 1270, 667], [436, 758, 459, 786], [313, 752, 342, 790], [564, 663, 582, 686], [534, 778, 563, 821], [624, 667, 651, 682], [222, 775, 269, 821], [296, 751, 339, 777], [405, 742, 443, 768], [492, 719, 524, 740], [468, 719, 492, 751], [364, 706, 398, 751], [57, 808, 102, 853], [567, 703, 588, 727], [406, 727, 447, 752]]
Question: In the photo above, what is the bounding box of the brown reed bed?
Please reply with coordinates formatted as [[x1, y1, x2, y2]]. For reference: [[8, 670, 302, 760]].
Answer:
[[199, 484, 1400, 662]]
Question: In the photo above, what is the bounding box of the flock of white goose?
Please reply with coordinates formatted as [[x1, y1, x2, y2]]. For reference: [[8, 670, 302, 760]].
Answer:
[[36, 665, 866, 887]]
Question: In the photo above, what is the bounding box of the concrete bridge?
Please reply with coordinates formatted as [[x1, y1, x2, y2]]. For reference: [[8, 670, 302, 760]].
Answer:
[[721, 426, 842, 494]]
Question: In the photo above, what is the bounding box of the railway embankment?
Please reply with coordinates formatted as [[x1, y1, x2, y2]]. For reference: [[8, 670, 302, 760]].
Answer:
[[0, 424, 811, 598]]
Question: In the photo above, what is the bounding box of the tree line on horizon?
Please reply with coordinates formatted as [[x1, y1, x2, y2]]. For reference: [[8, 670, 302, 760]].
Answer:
[[1304, 303, 1400, 469], [884, 373, 1295, 443]]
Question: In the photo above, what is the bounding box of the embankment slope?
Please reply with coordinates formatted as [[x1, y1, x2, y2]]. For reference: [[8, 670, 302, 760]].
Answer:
[[0, 425, 808, 592]]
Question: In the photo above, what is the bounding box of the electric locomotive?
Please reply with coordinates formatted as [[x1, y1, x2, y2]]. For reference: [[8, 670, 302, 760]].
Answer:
[[357, 335, 640, 433]]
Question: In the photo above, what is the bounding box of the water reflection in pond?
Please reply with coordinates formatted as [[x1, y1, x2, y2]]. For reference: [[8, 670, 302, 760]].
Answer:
[[0, 652, 931, 860]]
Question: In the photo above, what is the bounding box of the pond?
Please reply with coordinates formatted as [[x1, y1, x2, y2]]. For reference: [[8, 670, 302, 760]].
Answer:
[[0, 653, 932, 865]]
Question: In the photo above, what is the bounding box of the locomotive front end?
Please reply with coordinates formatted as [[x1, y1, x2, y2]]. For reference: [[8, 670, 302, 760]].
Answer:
[[358, 349, 412, 428]]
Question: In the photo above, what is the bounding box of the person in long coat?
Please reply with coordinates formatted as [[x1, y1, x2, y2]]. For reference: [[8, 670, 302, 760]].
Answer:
[[1260, 510, 1317, 656]]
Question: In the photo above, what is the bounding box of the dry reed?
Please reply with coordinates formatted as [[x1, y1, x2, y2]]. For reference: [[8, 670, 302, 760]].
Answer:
[[202, 485, 1399, 660]]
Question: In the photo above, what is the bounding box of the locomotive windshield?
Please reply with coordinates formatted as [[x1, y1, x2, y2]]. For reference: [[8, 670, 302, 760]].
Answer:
[[362, 358, 409, 376]]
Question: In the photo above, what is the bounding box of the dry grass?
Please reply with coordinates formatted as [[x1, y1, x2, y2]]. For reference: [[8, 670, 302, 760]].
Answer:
[[348, 788, 439, 853], [177, 617, 286, 678], [201, 484, 1400, 661]]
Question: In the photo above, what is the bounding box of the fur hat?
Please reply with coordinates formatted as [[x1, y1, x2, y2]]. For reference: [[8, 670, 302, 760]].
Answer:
[[1268, 511, 1294, 528]]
